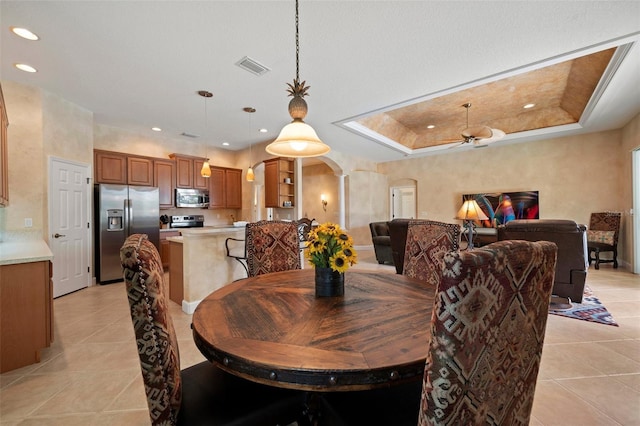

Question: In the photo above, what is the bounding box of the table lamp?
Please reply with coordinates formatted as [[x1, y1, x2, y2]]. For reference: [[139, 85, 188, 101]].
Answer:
[[456, 199, 489, 250]]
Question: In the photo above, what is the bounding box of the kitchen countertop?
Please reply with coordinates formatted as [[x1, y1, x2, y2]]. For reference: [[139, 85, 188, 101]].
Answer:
[[0, 240, 54, 266], [179, 226, 245, 235]]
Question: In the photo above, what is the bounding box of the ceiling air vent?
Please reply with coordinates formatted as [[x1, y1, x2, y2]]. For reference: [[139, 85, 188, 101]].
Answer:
[[235, 56, 270, 76], [180, 132, 199, 138]]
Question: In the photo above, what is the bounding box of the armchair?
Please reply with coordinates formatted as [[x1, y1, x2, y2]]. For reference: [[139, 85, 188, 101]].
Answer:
[[497, 219, 588, 303], [369, 221, 393, 265]]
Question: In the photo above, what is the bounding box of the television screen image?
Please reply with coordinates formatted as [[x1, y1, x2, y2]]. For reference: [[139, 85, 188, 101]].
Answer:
[[463, 191, 539, 228]]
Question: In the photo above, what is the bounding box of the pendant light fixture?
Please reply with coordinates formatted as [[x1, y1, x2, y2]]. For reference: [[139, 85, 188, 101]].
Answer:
[[265, 0, 330, 158], [244, 107, 256, 182], [198, 90, 212, 178]]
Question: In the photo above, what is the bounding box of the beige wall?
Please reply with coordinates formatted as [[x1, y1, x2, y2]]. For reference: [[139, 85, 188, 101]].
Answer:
[[302, 163, 339, 225], [378, 128, 633, 267], [621, 113, 640, 271], [1, 81, 93, 240]]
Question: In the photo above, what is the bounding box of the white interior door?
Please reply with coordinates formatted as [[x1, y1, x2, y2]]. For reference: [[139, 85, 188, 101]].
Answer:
[[391, 186, 416, 219], [49, 157, 90, 297]]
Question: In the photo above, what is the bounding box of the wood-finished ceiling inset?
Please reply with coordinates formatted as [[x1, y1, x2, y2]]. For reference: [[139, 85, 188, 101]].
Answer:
[[357, 48, 616, 150]]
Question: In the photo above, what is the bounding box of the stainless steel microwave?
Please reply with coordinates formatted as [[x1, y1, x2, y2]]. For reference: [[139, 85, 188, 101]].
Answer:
[[175, 188, 209, 208]]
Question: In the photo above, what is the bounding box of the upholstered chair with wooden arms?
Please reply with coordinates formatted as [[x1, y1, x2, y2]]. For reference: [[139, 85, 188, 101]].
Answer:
[[320, 240, 557, 426], [587, 212, 621, 269], [246, 220, 301, 276], [121, 234, 303, 426], [403, 220, 461, 287]]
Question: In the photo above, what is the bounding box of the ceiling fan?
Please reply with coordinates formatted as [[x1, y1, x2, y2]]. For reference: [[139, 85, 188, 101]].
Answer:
[[447, 103, 505, 149]]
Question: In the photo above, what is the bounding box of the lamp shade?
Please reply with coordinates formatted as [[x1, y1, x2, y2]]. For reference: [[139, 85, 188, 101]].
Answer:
[[266, 119, 330, 157], [456, 199, 489, 221], [246, 166, 255, 182], [200, 160, 211, 178]]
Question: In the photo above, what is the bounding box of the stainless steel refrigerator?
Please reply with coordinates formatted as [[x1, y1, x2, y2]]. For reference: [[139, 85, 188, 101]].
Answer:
[[94, 184, 160, 284]]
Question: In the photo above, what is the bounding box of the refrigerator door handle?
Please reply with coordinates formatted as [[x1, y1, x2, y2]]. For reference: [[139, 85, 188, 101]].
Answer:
[[124, 198, 132, 236]]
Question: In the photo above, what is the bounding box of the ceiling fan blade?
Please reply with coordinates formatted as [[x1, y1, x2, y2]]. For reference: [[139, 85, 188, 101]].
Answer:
[[476, 128, 505, 144], [461, 125, 493, 140]]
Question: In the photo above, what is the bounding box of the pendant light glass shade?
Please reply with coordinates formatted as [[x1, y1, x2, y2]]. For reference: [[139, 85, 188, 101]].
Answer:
[[266, 119, 330, 157], [201, 159, 211, 178], [246, 166, 255, 182]]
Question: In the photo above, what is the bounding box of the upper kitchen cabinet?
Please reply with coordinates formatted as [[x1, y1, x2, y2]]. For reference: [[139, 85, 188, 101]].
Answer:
[[127, 156, 154, 186], [0, 83, 8, 207], [264, 157, 294, 208], [170, 154, 208, 190], [94, 150, 127, 184], [209, 166, 242, 209], [95, 150, 157, 187], [154, 159, 175, 209]]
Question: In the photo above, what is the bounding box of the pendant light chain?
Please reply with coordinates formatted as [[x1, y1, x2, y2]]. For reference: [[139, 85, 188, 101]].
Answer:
[[295, 0, 299, 83]]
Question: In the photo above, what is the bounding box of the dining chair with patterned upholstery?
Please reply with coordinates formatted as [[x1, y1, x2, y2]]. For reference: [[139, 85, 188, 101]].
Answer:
[[320, 240, 558, 426], [402, 219, 461, 287], [246, 220, 302, 277], [587, 211, 621, 269], [120, 234, 303, 426]]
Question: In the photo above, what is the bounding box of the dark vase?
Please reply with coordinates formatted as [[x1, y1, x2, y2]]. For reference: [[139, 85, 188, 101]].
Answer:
[[315, 267, 344, 297]]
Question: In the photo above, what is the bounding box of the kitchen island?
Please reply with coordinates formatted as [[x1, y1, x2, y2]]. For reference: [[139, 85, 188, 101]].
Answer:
[[167, 226, 246, 313]]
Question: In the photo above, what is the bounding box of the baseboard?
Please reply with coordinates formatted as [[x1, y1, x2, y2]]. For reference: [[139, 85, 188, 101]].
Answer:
[[182, 299, 201, 314]]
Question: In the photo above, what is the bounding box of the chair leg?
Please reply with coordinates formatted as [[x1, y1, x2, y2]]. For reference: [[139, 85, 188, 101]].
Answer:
[[594, 248, 600, 270], [235, 258, 249, 276], [613, 248, 618, 268]]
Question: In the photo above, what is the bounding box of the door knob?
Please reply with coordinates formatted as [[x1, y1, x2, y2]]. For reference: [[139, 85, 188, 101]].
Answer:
[[54, 233, 66, 238]]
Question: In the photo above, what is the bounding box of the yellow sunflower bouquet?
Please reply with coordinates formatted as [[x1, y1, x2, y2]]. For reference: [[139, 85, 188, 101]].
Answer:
[[305, 222, 358, 273]]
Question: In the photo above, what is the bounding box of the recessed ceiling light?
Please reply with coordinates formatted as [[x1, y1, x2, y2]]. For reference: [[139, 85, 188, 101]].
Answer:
[[427, 125, 435, 129], [151, 127, 162, 132], [523, 103, 535, 109], [15, 63, 37, 73], [222, 142, 230, 146], [259, 128, 268, 133], [10, 27, 39, 41]]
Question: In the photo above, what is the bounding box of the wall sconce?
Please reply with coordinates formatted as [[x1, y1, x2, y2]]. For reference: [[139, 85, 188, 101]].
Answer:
[[321, 194, 328, 212]]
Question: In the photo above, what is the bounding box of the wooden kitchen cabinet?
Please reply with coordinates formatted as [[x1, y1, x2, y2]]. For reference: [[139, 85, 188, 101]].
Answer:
[[127, 156, 154, 186], [264, 157, 294, 208], [0, 83, 8, 207], [224, 168, 242, 209], [169, 241, 183, 305], [193, 158, 208, 190], [209, 166, 242, 209], [154, 159, 175, 209], [0, 260, 53, 373], [170, 154, 208, 190], [94, 150, 127, 184]]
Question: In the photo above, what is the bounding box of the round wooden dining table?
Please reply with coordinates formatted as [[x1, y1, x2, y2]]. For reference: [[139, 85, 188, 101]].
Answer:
[[192, 269, 435, 392]]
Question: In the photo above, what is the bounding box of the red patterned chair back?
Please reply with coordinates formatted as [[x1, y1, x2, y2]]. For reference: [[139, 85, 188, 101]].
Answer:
[[246, 220, 302, 276], [419, 240, 557, 426], [589, 212, 621, 245], [403, 220, 460, 287], [121, 234, 182, 425]]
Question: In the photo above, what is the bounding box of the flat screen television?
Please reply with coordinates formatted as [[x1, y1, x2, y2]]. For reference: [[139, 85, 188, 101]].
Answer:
[[462, 191, 539, 228]]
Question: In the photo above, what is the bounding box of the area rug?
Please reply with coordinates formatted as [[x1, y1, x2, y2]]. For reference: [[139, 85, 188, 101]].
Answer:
[[548, 286, 618, 326]]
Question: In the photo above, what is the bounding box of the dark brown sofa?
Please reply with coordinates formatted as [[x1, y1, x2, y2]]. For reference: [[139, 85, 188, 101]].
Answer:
[[369, 222, 393, 264], [497, 219, 588, 303]]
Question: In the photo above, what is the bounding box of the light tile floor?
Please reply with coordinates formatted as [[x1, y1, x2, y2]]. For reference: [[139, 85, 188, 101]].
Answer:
[[1, 249, 639, 425]]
